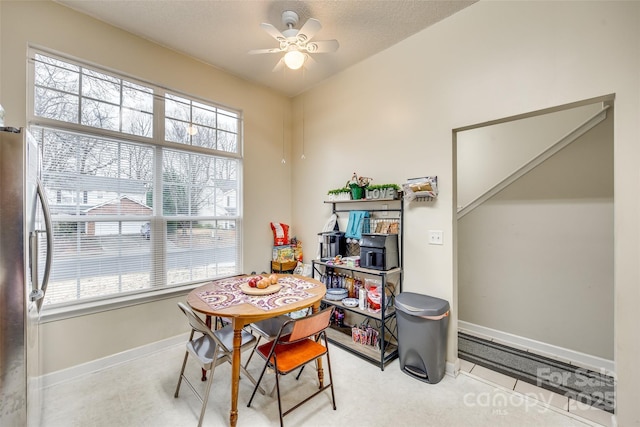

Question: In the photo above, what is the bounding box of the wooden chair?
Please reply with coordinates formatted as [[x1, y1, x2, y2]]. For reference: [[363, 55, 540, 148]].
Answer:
[[174, 302, 261, 427], [247, 307, 336, 426]]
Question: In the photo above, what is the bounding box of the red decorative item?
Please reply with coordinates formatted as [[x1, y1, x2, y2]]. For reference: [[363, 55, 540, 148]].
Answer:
[[270, 222, 290, 246]]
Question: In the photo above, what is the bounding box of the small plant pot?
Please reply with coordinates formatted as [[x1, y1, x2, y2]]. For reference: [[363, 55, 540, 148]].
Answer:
[[328, 188, 352, 201], [329, 192, 351, 201], [350, 185, 365, 200]]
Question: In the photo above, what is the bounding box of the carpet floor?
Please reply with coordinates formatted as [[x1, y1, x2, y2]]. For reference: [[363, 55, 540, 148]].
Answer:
[[458, 332, 615, 413]]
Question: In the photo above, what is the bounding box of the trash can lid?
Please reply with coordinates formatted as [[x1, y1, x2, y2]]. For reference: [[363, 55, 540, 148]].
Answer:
[[395, 292, 450, 317]]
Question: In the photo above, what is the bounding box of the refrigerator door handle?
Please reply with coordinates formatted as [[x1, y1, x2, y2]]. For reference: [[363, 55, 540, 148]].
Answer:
[[29, 231, 44, 302], [34, 179, 53, 310]]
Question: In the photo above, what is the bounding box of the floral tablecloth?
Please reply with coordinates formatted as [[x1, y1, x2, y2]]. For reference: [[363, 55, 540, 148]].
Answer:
[[197, 275, 319, 311]]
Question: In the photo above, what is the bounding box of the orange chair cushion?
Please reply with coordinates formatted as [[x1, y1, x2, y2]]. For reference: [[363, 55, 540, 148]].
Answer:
[[257, 339, 327, 374]]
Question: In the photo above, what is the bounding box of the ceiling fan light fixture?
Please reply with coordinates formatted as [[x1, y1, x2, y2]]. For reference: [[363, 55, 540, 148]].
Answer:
[[251, 10, 338, 73], [186, 124, 198, 136], [284, 50, 306, 70]]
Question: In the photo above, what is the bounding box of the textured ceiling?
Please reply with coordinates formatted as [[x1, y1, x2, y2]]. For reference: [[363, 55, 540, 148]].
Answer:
[[54, 0, 476, 97]]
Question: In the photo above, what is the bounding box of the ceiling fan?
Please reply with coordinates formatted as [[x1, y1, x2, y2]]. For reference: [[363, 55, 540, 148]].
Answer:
[[249, 10, 339, 72]]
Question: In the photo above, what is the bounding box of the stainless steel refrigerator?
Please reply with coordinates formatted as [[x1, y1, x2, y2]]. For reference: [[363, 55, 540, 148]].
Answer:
[[0, 126, 52, 426]]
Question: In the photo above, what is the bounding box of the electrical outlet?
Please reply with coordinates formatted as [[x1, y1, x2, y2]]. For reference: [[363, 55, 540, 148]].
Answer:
[[428, 230, 443, 245], [382, 204, 388, 216]]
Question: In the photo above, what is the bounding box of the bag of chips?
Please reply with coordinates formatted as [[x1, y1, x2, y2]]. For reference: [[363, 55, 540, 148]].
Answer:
[[270, 222, 290, 246]]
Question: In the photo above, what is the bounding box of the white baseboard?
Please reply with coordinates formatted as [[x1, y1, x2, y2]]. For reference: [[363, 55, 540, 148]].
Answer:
[[458, 321, 615, 375], [446, 361, 458, 377], [42, 334, 187, 389]]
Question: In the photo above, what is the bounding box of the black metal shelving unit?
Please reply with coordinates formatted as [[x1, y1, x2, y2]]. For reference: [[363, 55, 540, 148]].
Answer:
[[312, 198, 403, 371]]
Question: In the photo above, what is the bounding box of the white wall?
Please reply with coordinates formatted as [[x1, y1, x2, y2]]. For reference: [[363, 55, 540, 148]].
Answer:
[[291, 2, 639, 424], [0, 1, 292, 373]]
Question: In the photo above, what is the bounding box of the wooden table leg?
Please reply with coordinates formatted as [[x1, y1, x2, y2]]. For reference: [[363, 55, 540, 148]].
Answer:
[[229, 319, 242, 427]]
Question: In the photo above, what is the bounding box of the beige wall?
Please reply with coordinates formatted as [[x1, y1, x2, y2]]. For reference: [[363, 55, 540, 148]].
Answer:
[[41, 295, 188, 372], [291, 1, 639, 424], [457, 102, 604, 209], [1, 1, 292, 373], [458, 110, 613, 359], [2, 0, 639, 424]]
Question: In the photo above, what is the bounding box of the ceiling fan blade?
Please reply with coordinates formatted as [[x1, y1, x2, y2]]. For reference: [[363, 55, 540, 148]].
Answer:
[[305, 39, 339, 53], [260, 22, 286, 42], [296, 18, 322, 43], [248, 48, 283, 55], [272, 58, 285, 73]]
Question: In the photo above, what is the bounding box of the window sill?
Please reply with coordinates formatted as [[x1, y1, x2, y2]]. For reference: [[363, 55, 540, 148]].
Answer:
[[40, 283, 204, 323]]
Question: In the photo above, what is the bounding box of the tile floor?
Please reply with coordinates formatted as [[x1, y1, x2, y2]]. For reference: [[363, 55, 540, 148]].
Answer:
[[459, 360, 615, 427], [41, 335, 616, 427], [457, 333, 615, 427]]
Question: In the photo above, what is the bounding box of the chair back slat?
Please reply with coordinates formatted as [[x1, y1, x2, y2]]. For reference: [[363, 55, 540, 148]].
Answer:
[[286, 307, 333, 342], [178, 302, 211, 335]]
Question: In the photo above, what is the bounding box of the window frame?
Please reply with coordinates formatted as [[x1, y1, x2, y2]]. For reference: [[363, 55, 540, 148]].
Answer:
[[28, 47, 244, 319]]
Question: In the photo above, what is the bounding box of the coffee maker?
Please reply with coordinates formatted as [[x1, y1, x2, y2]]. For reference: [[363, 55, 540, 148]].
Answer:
[[319, 231, 346, 260]]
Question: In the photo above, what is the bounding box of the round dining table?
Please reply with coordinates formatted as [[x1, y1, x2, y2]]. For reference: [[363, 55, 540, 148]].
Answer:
[[186, 273, 326, 427]]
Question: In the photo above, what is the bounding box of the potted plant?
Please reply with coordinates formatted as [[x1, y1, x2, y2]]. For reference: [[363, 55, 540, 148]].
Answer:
[[346, 172, 372, 200], [327, 187, 352, 201], [365, 183, 401, 200]]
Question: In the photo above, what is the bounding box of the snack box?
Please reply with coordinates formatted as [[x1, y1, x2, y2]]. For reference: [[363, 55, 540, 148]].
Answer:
[[272, 244, 295, 262]]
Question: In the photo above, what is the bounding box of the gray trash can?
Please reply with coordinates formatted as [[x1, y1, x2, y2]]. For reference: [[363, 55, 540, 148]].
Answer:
[[395, 292, 450, 384]]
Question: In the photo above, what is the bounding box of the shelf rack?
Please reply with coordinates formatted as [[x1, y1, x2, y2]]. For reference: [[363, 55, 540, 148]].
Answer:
[[312, 198, 403, 370]]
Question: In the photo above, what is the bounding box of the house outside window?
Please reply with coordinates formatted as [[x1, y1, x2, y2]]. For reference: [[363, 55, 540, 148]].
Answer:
[[29, 49, 242, 307]]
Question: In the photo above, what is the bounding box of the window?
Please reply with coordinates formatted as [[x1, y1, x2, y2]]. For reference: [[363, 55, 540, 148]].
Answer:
[[30, 50, 242, 307]]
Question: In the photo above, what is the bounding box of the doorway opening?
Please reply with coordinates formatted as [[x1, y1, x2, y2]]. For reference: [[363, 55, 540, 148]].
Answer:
[[453, 95, 615, 412]]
